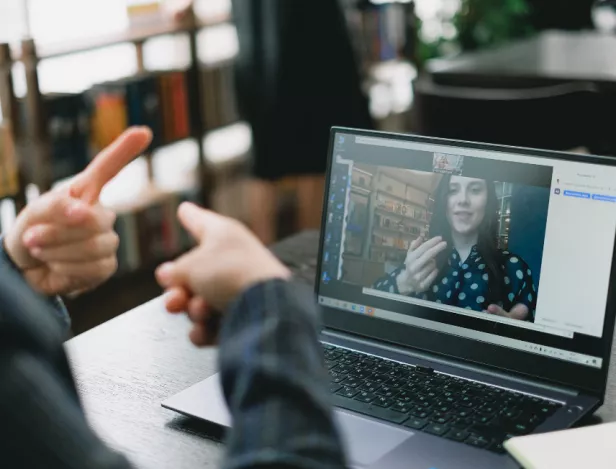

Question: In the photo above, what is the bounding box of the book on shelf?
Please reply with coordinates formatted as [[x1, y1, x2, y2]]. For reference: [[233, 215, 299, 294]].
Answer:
[[158, 71, 191, 143], [113, 186, 200, 276], [0, 121, 20, 200], [126, 74, 164, 150], [37, 69, 196, 186], [200, 63, 239, 131], [44, 93, 91, 182], [90, 82, 128, 153], [348, 0, 415, 66]]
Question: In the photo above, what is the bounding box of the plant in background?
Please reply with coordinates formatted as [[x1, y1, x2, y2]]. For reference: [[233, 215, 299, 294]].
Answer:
[[415, 0, 534, 64]]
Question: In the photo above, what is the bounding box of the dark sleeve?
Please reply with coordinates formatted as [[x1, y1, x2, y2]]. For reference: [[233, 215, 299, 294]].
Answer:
[[0, 235, 72, 337], [372, 266, 404, 294], [0, 261, 133, 469], [219, 279, 347, 469], [505, 256, 537, 322]]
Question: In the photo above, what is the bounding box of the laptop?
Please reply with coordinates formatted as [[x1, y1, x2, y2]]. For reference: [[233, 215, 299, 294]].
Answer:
[[163, 128, 616, 469]]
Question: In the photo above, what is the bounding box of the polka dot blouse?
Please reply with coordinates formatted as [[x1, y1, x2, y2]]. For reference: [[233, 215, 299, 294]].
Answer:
[[373, 245, 537, 321]]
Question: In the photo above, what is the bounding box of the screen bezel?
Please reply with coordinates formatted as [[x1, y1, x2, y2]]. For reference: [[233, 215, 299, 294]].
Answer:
[[317, 127, 616, 396]]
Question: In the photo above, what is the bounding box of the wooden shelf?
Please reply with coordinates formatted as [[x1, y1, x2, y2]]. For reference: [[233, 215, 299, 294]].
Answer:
[[375, 207, 426, 225], [104, 181, 197, 215], [13, 14, 231, 61], [351, 185, 372, 196], [373, 226, 419, 238], [372, 245, 407, 252], [376, 189, 420, 205]]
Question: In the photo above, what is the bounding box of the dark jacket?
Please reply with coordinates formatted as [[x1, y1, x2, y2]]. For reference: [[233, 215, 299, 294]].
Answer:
[[0, 242, 347, 468], [231, 0, 373, 180]]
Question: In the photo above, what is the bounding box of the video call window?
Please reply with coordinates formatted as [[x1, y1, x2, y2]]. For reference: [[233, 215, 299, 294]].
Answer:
[[338, 154, 551, 324]]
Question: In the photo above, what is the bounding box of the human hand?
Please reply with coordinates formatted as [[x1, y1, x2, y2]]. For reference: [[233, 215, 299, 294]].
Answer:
[[487, 304, 529, 321], [396, 236, 448, 295], [4, 127, 152, 296], [156, 203, 291, 346]]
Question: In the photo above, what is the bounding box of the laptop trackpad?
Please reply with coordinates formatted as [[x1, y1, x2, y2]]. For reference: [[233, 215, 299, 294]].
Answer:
[[335, 410, 413, 467]]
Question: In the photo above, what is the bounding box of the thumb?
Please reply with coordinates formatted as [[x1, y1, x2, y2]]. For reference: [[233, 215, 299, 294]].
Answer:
[[177, 202, 225, 242]]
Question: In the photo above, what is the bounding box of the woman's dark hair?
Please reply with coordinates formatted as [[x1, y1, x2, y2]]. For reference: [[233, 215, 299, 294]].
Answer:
[[428, 174, 505, 304]]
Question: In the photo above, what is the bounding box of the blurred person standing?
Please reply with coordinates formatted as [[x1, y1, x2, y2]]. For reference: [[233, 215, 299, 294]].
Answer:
[[173, 0, 373, 243]]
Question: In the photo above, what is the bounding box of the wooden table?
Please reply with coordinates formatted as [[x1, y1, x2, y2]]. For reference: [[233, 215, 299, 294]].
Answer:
[[66, 231, 616, 468], [428, 30, 616, 89]]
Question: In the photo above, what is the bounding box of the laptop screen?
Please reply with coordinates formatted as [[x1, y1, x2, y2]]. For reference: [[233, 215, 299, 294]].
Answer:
[[318, 131, 616, 371]]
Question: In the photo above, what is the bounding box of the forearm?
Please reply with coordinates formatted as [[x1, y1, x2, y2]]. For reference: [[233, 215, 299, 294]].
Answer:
[[219, 279, 347, 469]]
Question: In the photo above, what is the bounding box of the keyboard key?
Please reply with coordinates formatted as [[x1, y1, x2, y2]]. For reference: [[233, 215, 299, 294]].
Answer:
[[374, 396, 394, 408], [480, 405, 497, 414], [387, 378, 405, 388], [456, 409, 474, 419], [436, 405, 452, 414], [396, 390, 415, 402], [488, 441, 506, 454], [330, 372, 344, 384], [446, 429, 470, 442], [323, 344, 335, 351], [355, 391, 377, 404], [404, 417, 428, 430], [468, 424, 505, 441], [416, 396, 434, 405], [358, 381, 381, 393], [350, 369, 373, 380], [331, 395, 409, 425], [372, 374, 390, 384], [451, 417, 473, 429], [432, 414, 452, 425], [415, 366, 434, 374], [473, 414, 493, 425], [465, 435, 490, 449], [458, 396, 476, 407], [337, 387, 359, 399], [333, 364, 351, 374], [425, 423, 449, 436], [375, 385, 399, 399], [330, 384, 342, 393], [391, 401, 412, 414], [411, 409, 432, 419], [502, 409, 520, 420], [341, 377, 361, 388], [325, 360, 337, 370], [375, 364, 392, 374]]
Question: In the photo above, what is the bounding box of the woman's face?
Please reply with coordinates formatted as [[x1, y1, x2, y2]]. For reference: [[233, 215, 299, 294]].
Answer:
[[446, 176, 488, 236]]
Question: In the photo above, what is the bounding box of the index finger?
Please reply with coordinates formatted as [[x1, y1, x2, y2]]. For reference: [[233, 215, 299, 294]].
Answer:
[[411, 236, 443, 258], [70, 127, 153, 204]]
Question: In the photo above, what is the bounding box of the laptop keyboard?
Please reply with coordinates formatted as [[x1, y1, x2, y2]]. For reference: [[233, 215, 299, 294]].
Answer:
[[324, 344, 562, 454]]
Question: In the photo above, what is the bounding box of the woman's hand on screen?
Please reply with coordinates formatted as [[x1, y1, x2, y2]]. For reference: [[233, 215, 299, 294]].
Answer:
[[396, 236, 447, 295], [487, 303, 529, 321]]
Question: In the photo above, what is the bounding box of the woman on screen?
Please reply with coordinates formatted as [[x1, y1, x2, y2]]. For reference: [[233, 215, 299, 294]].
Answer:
[[374, 175, 537, 321]]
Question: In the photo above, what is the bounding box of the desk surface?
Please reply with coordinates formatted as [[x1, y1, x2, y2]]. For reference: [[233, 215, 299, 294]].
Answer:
[[66, 231, 616, 468], [428, 30, 616, 86]]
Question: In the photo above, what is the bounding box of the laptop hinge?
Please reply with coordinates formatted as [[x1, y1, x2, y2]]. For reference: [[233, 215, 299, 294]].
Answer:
[[322, 329, 579, 397]]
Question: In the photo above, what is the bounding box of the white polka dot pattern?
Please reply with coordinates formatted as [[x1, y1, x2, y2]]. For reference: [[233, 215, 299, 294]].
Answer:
[[370, 247, 537, 319]]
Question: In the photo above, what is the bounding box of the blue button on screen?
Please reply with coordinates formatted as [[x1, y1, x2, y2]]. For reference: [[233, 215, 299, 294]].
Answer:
[[592, 194, 616, 203], [564, 190, 590, 199]]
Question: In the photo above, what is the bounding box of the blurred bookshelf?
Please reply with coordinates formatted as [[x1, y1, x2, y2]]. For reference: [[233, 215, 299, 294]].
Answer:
[[0, 0, 420, 334]]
